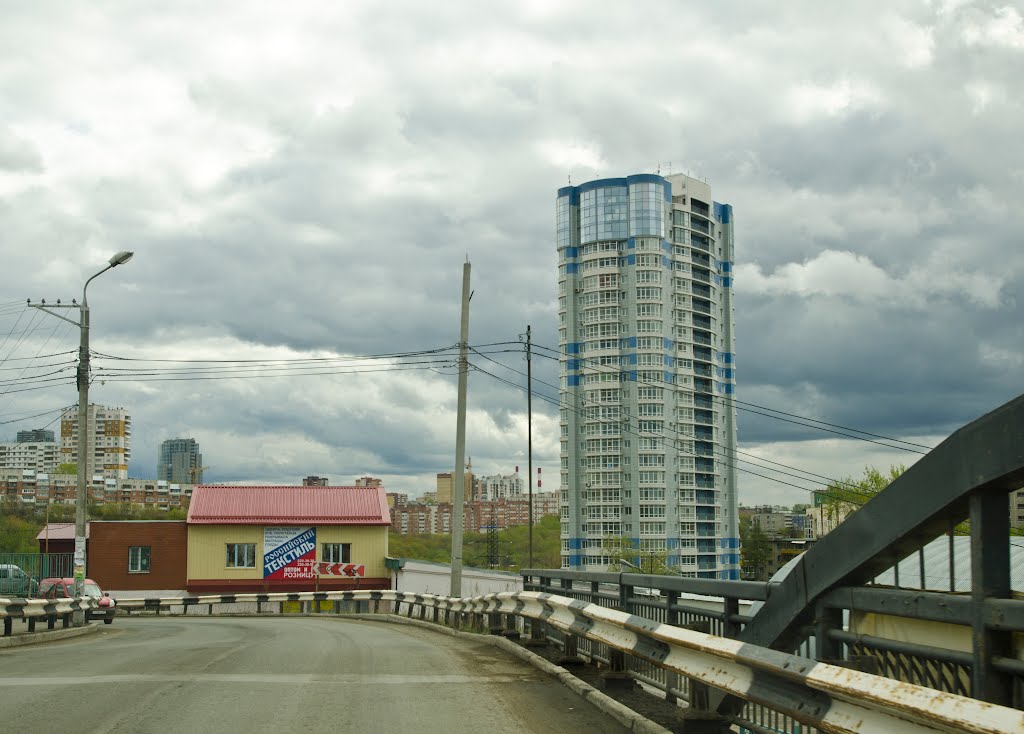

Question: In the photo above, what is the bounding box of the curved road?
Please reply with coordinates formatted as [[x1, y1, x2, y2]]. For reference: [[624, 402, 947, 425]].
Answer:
[[0, 616, 629, 733]]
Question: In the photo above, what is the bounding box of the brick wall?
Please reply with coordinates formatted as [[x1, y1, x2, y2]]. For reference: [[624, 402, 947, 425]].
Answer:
[[88, 521, 187, 590]]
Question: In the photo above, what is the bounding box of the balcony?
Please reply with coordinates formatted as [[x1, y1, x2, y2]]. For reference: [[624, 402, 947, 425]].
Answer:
[[692, 269, 711, 284], [695, 490, 717, 505], [693, 363, 712, 378], [694, 409, 714, 425], [691, 251, 711, 268], [690, 216, 711, 235], [692, 283, 711, 299], [691, 300, 711, 315], [690, 234, 711, 252], [690, 199, 710, 217], [692, 315, 711, 330]]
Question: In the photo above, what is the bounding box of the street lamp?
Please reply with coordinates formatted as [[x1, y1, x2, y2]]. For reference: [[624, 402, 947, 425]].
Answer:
[[31, 251, 134, 625], [73, 251, 133, 620]]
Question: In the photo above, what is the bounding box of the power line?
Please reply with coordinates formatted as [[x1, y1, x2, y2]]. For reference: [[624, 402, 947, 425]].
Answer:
[[470, 346, 880, 501], [468, 362, 858, 502], [530, 342, 931, 454], [0, 404, 75, 427]]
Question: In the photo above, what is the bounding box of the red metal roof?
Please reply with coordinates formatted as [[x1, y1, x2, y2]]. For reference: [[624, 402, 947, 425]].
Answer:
[[35, 523, 89, 540], [186, 485, 391, 526]]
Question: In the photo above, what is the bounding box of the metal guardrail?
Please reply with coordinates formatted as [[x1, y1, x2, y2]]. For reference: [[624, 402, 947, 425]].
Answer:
[[0, 595, 100, 636], [103, 588, 1020, 734]]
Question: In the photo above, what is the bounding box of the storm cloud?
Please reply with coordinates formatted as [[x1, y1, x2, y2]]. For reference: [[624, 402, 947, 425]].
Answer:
[[0, 1, 1020, 505]]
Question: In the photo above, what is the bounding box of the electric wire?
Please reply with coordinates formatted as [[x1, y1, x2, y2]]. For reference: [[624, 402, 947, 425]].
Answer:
[[530, 342, 932, 454], [470, 346, 881, 503], [468, 361, 857, 503]]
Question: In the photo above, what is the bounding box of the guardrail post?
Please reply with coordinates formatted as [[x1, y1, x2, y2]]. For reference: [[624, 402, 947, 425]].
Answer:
[[488, 612, 503, 635], [525, 616, 547, 648], [665, 590, 681, 704], [500, 613, 520, 640], [2, 618, 10, 637], [47, 614, 55, 630], [556, 577, 582, 667], [677, 620, 730, 733], [27, 617, 36, 633], [62, 613, 70, 628], [602, 574, 635, 691]]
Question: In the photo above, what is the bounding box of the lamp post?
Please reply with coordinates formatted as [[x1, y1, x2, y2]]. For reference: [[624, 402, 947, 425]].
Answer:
[[72, 251, 134, 620], [32, 251, 134, 625]]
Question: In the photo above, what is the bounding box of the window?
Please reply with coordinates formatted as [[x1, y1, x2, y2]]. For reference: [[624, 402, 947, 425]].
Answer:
[[128, 546, 151, 573], [322, 543, 351, 563], [226, 543, 257, 568]]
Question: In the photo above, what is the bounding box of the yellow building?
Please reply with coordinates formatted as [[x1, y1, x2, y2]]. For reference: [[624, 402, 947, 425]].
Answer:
[[185, 484, 391, 593], [436, 471, 475, 504]]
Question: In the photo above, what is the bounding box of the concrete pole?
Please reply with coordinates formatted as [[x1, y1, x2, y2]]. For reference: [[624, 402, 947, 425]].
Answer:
[[73, 251, 133, 625], [450, 261, 471, 598], [527, 324, 533, 569], [73, 297, 90, 625]]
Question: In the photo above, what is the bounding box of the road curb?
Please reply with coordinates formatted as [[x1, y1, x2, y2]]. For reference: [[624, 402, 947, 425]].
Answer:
[[0, 622, 103, 649], [347, 614, 672, 733]]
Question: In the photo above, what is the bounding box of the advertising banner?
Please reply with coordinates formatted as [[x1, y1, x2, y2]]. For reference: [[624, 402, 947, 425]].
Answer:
[[263, 526, 317, 580]]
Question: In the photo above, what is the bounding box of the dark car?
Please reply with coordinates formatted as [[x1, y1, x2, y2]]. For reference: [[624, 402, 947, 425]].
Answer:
[[38, 578, 116, 624], [0, 564, 39, 597]]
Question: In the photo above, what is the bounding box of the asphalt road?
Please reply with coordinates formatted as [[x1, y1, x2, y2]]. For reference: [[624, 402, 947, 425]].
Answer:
[[0, 616, 630, 733]]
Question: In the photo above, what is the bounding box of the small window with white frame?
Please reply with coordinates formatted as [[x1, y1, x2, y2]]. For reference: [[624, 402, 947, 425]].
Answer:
[[226, 543, 257, 568], [128, 546, 151, 573], [322, 543, 351, 563]]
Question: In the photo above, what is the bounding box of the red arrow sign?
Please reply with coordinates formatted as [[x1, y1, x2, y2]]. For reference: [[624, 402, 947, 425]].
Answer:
[[315, 562, 365, 577]]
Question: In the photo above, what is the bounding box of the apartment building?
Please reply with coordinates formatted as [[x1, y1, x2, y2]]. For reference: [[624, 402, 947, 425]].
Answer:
[[557, 173, 738, 578], [60, 404, 131, 480]]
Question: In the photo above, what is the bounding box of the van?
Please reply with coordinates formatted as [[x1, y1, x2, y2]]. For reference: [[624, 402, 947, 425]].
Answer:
[[0, 564, 38, 597]]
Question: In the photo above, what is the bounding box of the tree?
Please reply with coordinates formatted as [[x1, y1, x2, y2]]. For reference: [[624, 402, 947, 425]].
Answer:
[[601, 535, 676, 575], [818, 465, 906, 530], [739, 515, 771, 581]]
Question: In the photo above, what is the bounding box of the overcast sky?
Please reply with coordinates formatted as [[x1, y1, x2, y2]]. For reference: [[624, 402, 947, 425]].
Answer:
[[1, 1, 1021, 506]]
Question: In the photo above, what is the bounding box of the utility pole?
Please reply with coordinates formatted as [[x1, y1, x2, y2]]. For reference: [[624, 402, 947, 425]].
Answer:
[[526, 324, 533, 569], [29, 251, 134, 626], [450, 261, 471, 598]]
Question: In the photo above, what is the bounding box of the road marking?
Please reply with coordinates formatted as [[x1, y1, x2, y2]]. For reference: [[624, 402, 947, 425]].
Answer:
[[0, 673, 536, 686]]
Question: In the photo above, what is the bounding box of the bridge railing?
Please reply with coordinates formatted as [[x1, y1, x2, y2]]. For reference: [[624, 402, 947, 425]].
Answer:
[[90, 588, 1021, 734], [522, 565, 1024, 714]]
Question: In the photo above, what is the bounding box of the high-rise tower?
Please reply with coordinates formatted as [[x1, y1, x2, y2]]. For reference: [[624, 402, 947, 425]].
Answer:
[[557, 173, 738, 579], [60, 404, 132, 480], [158, 438, 202, 484]]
